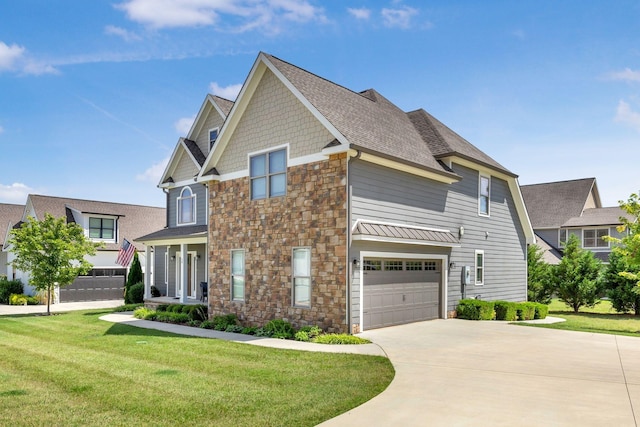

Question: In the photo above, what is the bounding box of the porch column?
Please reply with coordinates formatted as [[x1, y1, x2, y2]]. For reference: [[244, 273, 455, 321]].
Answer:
[[144, 245, 152, 299], [180, 243, 188, 303]]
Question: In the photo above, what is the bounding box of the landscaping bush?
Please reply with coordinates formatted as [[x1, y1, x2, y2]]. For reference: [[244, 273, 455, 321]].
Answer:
[[241, 326, 258, 335], [312, 334, 371, 345], [456, 299, 495, 320], [516, 302, 537, 321], [534, 303, 549, 319], [150, 285, 161, 298], [126, 282, 144, 304], [212, 314, 238, 331], [295, 325, 322, 342], [225, 325, 244, 333], [264, 319, 295, 339], [200, 320, 215, 329], [494, 301, 517, 321], [9, 293, 27, 305], [155, 311, 189, 324], [0, 279, 23, 304], [133, 307, 156, 320], [156, 304, 169, 312], [113, 303, 143, 312], [187, 305, 208, 322]]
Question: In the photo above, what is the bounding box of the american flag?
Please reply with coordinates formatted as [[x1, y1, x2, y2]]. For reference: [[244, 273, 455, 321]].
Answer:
[[116, 238, 136, 267]]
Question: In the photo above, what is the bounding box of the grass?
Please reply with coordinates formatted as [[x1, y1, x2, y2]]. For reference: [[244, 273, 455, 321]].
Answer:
[[0, 309, 394, 426], [521, 299, 640, 337]]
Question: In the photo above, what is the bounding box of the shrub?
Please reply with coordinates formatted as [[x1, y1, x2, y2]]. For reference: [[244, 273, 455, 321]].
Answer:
[[187, 305, 208, 322], [133, 307, 156, 320], [516, 302, 537, 321], [312, 334, 371, 345], [200, 320, 215, 329], [225, 325, 244, 333], [456, 299, 495, 320], [295, 325, 323, 341], [150, 285, 161, 298], [241, 326, 258, 335], [0, 279, 23, 304], [155, 311, 189, 324], [9, 294, 27, 305], [113, 303, 143, 312], [494, 301, 517, 321], [254, 327, 271, 337], [534, 303, 549, 319], [26, 295, 39, 305], [126, 282, 144, 304], [212, 314, 238, 331], [156, 304, 169, 312], [295, 331, 310, 342], [187, 320, 201, 327], [264, 319, 295, 339]]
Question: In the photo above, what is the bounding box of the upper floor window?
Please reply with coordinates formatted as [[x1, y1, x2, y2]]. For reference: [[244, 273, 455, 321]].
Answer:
[[583, 228, 609, 248], [209, 128, 219, 150], [479, 175, 490, 216], [559, 229, 567, 247], [475, 250, 484, 285], [89, 217, 114, 239], [250, 148, 287, 200], [177, 186, 196, 225]]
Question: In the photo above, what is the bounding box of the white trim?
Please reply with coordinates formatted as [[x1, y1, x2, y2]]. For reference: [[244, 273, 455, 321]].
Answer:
[[292, 246, 312, 308], [351, 235, 460, 248], [164, 249, 169, 285], [176, 250, 198, 299], [558, 229, 567, 247], [474, 250, 484, 286], [208, 126, 220, 150], [159, 177, 199, 189], [358, 251, 449, 332], [249, 146, 288, 200], [231, 249, 245, 302], [478, 173, 490, 217], [582, 227, 610, 249]]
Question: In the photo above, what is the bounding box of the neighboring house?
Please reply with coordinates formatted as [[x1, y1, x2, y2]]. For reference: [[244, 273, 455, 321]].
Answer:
[[2, 195, 165, 302], [521, 178, 631, 264], [0, 203, 25, 278], [147, 51, 532, 334], [137, 95, 234, 303]]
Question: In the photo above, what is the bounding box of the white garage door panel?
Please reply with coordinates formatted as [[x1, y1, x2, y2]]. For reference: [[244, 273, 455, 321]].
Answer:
[[363, 259, 441, 330]]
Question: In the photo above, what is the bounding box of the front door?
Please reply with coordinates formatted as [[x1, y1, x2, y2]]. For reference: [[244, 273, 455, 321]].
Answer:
[[176, 251, 198, 298]]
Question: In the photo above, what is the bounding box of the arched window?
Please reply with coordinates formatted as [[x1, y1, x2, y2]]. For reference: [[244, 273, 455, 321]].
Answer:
[[178, 186, 196, 225]]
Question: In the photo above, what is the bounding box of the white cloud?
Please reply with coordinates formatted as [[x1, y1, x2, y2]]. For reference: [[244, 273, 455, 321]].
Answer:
[[381, 6, 418, 29], [608, 68, 640, 83], [175, 115, 195, 135], [615, 100, 640, 132], [348, 7, 371, 20], [104, 25, 142, 42], [0, 183, 34, 204], [136, 157, 170, 183], [114, 0, 326, 32], [0, 41, 57, 75], [209, 82, 242, 100]]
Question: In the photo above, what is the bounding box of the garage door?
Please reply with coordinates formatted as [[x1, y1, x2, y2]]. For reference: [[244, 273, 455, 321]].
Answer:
[[59, 268, 126, 302], [363, 258, 441, 330]]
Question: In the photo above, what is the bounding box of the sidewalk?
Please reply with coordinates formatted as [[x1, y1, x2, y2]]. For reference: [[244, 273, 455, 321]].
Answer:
[[0, 300, 124, 316]]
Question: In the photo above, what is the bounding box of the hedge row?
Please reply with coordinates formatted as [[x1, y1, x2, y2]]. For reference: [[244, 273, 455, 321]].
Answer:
[[457, 299, 548, 321]]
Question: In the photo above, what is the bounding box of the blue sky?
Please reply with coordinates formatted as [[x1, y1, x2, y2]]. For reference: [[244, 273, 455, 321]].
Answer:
[[1, 1, 639, 208]]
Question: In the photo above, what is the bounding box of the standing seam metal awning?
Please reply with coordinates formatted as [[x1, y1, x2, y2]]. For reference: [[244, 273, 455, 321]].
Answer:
[[352, 221, 460, 247]]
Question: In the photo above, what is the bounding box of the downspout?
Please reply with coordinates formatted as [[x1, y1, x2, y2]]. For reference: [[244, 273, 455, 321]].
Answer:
[[346, 150, 361, 334]]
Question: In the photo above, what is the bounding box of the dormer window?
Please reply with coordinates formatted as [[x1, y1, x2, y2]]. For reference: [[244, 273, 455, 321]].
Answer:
[[89, 217, 115, 240], [209, 128, 219, 150], [178, 186, 196, 225]]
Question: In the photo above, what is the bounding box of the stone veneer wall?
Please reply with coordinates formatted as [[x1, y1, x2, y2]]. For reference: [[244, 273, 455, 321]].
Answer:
[[208, 153, 348, 333]]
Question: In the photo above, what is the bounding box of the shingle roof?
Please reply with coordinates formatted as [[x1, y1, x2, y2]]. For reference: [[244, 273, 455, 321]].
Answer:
[[135, 224, 207, 242], [211, 95, 234, 117], [562, 207, 632, 227], [265, 54, 460, 180], [407, 109, 514, 176], [521, 178, 597, 229], [183, 138, 206, 167], [533, 233, 562, 265], [0, 203, 25, 247], [26, 195, 166, 251]]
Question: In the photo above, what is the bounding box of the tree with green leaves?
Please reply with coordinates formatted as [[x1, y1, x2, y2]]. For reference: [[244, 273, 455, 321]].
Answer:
[[8, 214, 101, 315], [605, 250, 640, 315], [606, 191, 640, 285], [527, 244, 554, 304], [125, 251, 143, 304], [553, 234, 602, 313]]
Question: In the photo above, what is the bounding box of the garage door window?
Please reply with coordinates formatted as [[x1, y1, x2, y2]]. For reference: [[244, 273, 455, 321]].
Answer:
[[293, 248, 311, 307], [406, 261, 423, 270], [363, 260, 381, 271], [384, 260, 403, 271]]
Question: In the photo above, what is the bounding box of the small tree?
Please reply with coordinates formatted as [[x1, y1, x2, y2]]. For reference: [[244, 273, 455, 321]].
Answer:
[[125, 251, 142, 303], [606, 192, 640, 285], [8, 214, 101, 315], [605, 250, 640, 315], [527, 244, 554, 304], [553, 234, 602, 313]]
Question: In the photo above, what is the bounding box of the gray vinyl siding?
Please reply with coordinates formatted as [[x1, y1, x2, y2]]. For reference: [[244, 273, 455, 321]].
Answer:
[[164, 244, 207, 299], [153, 246, 168, 296], [349, 160, 527, 324], [167, 184, 207, 228], [535, 229, 559, 249]]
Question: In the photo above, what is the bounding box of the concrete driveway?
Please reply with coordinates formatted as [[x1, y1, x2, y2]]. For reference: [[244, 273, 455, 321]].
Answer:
[[320, 319, 640, 427]]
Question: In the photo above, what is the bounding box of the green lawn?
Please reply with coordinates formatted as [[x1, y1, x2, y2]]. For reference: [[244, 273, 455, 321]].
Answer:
[[524, 299, 640, 337], [0, 310, 394, 426]]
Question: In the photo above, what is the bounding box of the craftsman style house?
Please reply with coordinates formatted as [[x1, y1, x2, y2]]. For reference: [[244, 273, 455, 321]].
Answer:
[[137, 95, 234, 303], [2, 195, 165, 302], [143, 52, 534, 332], [521, 178, 631, 264]]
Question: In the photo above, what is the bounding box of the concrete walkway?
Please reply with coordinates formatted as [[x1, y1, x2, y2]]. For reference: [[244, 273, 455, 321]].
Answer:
[[319, 319, 640, 427], [0, 299, 124, 315]]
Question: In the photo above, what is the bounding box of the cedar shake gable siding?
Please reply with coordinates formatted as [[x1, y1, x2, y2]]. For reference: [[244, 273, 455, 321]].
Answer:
[[208, 154, 348, 333]]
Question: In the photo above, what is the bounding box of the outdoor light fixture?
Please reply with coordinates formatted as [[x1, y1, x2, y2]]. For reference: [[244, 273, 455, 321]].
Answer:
[[449, 261, 456, 269], [170, 255, 176, 261], [353, 258, 360, 268], [459, 226, 465, 238]]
